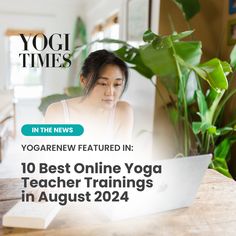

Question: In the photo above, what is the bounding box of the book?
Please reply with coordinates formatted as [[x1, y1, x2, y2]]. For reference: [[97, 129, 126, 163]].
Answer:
[[3, 201, 61, 229]]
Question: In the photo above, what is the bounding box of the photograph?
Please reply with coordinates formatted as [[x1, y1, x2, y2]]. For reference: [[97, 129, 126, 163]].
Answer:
[[0, 0, 236, 235], [229, 0, 236, 14]]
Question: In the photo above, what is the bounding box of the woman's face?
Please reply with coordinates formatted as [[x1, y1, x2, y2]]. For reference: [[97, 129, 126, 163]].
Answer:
[[87, 64, 125, 109]]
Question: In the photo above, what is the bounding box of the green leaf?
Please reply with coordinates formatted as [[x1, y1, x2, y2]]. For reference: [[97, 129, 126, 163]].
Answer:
[[192, 122, 202, 134], [143, 29, 159, 42], [171, 41, 202, 95], [159, 75, 179, 94], [230, 44, 236, 69], [213, 166, 232, 178], [38, 94, 70, 115], [213, 157, 229, 170], [151, 37, 163, 49], [201, 122, 212, 133], [139, 39, 202, 93], [65, 86, 83, 97], [174, 41, 202, 66], [197, 58, 230, 92], [206, 88, 218, 107], [214, 137, 236, 161], [169, 107, 179, 125], [195, 90, 208, 117], [130, 65, 154, 79], [209, 90, 225, 124], [216, 127, 235, 136], [114, 46, 138, 64], [192, 90, 223, 136], [221, 61, 232, 74], [213, 137, 236, 179], [114, 46, 154, 79], [139, 44, 176, 77], [139, 44, 178, 92], [171, 30, 194, 41], [207, 125, 217, 135], [192, 121, 213, 134], [172, 0, 201, 21]]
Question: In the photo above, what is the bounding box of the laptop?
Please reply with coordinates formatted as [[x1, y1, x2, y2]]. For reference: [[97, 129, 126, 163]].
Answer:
[[102, 154, 212, 220]]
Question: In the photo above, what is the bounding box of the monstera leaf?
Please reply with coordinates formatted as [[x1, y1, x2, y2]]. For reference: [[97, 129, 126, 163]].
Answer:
[[39, 94, 69, 115], [114, 45, 154, 79], [139, 33, 202, 93], [172, 0, 201, 21]]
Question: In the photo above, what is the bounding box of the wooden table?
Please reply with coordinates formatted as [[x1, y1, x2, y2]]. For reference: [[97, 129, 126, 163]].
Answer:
[[0, 170, 236, 236]]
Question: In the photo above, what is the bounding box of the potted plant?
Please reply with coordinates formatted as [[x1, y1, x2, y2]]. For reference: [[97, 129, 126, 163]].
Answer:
[[81, 29, 235, 178]]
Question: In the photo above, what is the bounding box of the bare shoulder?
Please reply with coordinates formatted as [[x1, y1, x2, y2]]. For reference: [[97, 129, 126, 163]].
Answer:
[[46, 97, 81, 113], [45, 101, 62, 116], [116, 101, 133, 119], [114, 101, 134, 142], [46, 101, 63, 114], [65, 97, 82, 105], [116, 101, 133, 112], [44, 101, 64, 123]]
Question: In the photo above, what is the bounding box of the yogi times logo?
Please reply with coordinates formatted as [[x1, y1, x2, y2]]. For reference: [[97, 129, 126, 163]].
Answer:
[[19, 33, 72, 68]]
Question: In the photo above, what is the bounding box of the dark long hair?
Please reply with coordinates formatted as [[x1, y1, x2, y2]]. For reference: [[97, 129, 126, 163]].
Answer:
[[81, 49, 129, 96]]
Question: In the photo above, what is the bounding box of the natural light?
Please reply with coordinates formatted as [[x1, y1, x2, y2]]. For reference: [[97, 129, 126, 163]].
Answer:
[[8, 35, 43, 99]]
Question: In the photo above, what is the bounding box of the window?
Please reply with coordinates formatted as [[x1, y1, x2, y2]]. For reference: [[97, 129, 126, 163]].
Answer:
[[6, 29, 43, 99], [91, 14, 119, 51], [103, 14, 119, 50], [91, 24, 105, 51]]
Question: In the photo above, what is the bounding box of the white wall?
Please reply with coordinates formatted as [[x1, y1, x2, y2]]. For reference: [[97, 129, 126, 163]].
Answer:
[[0, 0, 84, 95]]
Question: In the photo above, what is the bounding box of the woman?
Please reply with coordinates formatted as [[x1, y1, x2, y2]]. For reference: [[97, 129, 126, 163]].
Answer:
[[45, 49, 133, 143]]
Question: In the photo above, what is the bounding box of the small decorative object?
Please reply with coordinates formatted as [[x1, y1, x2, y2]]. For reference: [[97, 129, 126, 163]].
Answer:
[[229, 0, 236, 14], [127, 0, 152, 42], [228, 19, 236, 45]]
